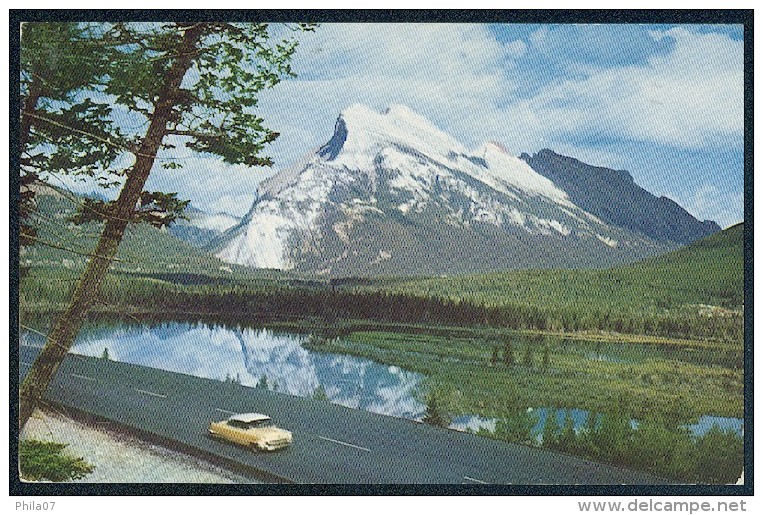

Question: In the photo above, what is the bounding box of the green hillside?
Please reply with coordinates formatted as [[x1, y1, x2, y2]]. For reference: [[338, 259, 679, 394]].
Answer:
[[19, 187, 296, 312], [23, 190, 213, 271], [363, 223, 742, 308], [623, 222, 743, 306], [354, 224, 744, 341]]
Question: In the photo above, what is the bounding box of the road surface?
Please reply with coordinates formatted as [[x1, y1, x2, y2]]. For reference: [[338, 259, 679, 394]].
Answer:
[[19, 345, 666, 484]]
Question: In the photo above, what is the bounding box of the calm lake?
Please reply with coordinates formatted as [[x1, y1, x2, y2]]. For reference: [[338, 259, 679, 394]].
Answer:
[[20, 321, 742, 438], [21, 321, 426, 420]]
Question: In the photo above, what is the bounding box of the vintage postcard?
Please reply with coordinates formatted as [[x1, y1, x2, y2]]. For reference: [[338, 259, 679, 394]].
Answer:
[[13, 10, 750, 497]]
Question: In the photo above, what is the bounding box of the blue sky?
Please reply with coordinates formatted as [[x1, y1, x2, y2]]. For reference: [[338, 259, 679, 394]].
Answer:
[[130, 23, 743, 228]]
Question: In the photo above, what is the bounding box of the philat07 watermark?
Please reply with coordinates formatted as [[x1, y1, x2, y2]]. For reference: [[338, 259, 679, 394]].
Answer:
[[15, 501, 55, 511]]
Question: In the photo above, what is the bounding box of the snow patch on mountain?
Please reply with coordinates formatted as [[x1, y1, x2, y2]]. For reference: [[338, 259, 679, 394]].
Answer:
[[596, 234, 619, 247], [473, 142, 571, 204], [538, 218, 572, 236], [327, 103, 467, 171], [216, 210, 291, 269], [216, 162, 336, 269]]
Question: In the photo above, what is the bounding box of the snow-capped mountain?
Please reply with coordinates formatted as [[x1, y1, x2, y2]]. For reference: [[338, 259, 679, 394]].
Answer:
[[212, 104, 713, 276]]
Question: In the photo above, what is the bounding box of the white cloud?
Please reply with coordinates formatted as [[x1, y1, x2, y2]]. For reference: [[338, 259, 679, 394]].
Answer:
[[505, 39, 528, 59], [293, 23, 508, 82], [144, 157, 273, 217], [211, 24, 744, 225], [681, 183, 744, 229], [504, 27, 743, 150], [257, 23, 517, 164], [263, 24, 741, 158]]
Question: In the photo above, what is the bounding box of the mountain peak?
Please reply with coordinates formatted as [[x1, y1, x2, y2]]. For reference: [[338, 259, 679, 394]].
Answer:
[[319, 104, 466, 169], [484, 141, 510, 155], [537, 148, 557, 157], [383, 103, 434, 124]]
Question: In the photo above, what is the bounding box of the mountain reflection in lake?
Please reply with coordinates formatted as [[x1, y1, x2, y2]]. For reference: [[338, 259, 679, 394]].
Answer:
[[65, 322, 426, 420]]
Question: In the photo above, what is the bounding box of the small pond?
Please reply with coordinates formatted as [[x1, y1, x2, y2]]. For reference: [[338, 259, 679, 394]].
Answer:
[[451, 409, 744, 440]]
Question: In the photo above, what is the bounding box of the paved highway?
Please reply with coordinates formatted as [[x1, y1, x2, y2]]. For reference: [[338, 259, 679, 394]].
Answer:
[[19, 345, 667, 484]]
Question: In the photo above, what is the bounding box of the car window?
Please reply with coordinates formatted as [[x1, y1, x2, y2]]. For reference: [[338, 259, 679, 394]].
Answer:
[[226, 418, 273, 429]]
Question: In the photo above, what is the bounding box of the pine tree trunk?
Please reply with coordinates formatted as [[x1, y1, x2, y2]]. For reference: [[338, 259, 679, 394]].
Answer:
[[18, 24, 203, 432], [20, 81, 42, 154]]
